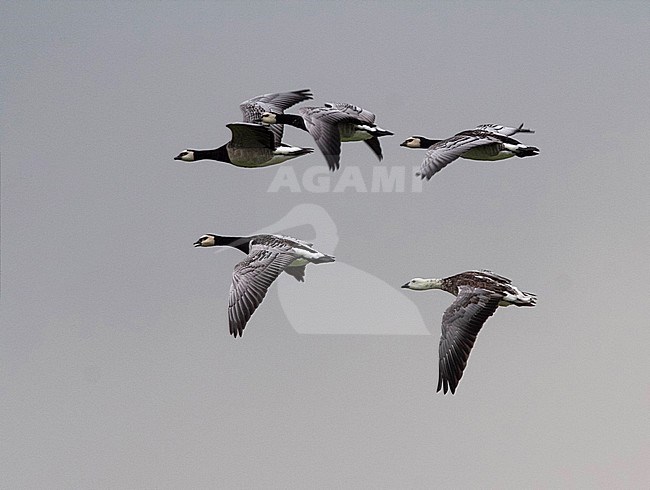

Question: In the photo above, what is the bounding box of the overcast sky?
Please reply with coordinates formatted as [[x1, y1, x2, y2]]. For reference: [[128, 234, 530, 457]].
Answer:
[[2, 1, 649, 488]]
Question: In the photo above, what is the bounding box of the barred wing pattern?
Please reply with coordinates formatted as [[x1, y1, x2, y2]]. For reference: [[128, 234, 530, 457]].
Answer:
[[437, 286, 503, 394], [240, 89, 313, 146], [228, 249, 297, 338], [324, 102, 376, 124], [474, 123, 534, 137]]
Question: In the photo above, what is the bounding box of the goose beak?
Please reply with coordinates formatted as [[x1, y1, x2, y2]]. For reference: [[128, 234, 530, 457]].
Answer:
[[193, 240, 202, 247], [399, 141, 408, 147], [174, 154, 183, 160], [401, 282, 410, 289]]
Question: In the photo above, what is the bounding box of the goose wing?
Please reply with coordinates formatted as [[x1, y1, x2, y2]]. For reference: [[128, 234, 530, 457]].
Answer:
[[240, 89, 313, 146], [363, 137, 384, 160], [226, 122, 275, 149], [324, 102, 376, 124], [474, 123, 534, 136], [228, 247, 298, 338], [298, 106, 367, 171], [437, 286, 503, 394], [418, 131, 505, 180]]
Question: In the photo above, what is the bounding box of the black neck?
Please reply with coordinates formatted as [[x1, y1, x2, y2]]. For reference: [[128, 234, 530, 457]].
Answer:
[[213, 235, 252, 254], [421, 137, 443, 148], [193, 144, 230, 162], [275, 113, 307, 131]]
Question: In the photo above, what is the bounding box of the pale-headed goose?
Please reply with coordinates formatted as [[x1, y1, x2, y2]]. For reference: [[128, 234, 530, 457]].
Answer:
[[194, 233, 335, 337], [258, 103, 393, 171], [402, 270, 536, 394], [174, 122, 313, 167], [400, 124, 539, 180]]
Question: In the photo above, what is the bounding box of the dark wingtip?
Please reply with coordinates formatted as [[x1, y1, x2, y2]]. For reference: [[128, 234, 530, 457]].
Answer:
[[230, 324, 243, 338], [298, 89, 313, 99]]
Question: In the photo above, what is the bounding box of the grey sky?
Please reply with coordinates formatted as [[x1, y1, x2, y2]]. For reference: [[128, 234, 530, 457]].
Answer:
[[2, 1, 649, 488]]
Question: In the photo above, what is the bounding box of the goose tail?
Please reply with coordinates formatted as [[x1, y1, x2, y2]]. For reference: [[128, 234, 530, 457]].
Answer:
[[515, 291, 537, 307], [313, 253, 336, 264], [514, 145, 539, 158], [291, 147, 314, 157], [371, 126, 394, 137]]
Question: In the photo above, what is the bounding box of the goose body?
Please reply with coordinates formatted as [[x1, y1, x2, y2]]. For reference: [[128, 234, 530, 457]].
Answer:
[[400, 124, 539, 180], [174, 122, 313, 168], [402, 270, 536, 394], [239, 89, 313, 147], [259, 103, 393, 171], [194, 233, 335, 337]]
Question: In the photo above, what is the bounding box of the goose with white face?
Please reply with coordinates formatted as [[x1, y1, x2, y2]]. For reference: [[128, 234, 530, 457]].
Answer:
[[401, 270, 536, 394], [174, 150, 196, 162], [400, 124, 539, 180], [193, 232, 335, 338]]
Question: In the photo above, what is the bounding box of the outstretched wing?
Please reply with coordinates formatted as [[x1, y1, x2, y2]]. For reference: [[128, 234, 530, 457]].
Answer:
[[418, 131, 504, 180], [240, 89, 313, 146], [226, 122, 275, 149], [437, 286, 503, 394], [228, 250, 297, 337], [363, 137, 383, 160]]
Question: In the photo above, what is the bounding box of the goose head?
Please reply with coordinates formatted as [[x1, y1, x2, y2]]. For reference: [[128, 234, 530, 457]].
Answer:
[[174, 149, 196, 162], [258, 112, 278, 124], [193, 234, 217, 247], [401, 278, 442, 290], [400, 137, 425, 148]]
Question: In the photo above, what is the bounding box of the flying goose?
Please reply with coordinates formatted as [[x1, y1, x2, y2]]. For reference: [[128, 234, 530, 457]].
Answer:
[[258, 103, 393, 171], [400, 123, 534, 149], [239, 89, 313, 147], [174, 122, 313, 167], [400, 126, 539, 180], [401, 270, 537, 394], [194, 233, 335, 337]]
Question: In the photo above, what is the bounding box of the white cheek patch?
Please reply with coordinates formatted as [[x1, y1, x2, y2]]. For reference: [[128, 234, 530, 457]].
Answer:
[[180, 151, 195, 162]]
